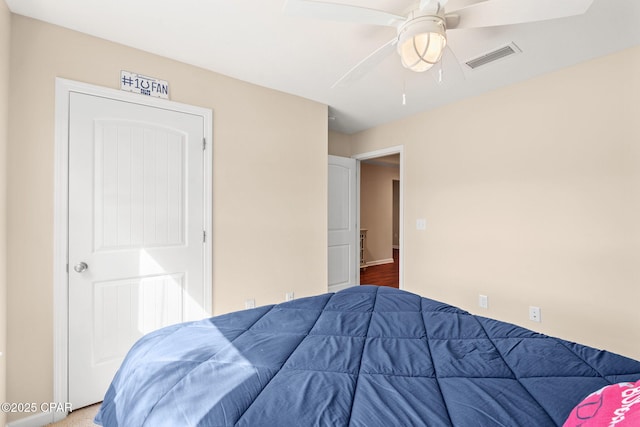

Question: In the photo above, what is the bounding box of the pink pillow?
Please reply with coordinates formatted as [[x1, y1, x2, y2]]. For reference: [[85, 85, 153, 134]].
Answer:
[[564, 380, 640, 426]]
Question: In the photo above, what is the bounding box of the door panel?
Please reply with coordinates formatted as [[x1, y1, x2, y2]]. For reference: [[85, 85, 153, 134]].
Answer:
[[328, 155, 358, 292], [68, 92, 206, 408], [92, 272, 184, 364], [95, 121, 187, 249], [328, 244, 350, 286]]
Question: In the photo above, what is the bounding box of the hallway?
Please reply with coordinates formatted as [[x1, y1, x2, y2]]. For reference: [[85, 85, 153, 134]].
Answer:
[[360, 249, 399, 288]]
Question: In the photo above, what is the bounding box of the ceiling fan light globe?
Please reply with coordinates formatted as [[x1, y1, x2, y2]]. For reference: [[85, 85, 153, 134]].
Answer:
[[397, 15, 447, 72], [403, 57, 434, 72], [399, 32, 446, 72]]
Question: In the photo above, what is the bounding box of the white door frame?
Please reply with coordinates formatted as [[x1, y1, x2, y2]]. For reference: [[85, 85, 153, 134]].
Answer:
[[52, 78, 213, 421], [353, 146, 404, 289]]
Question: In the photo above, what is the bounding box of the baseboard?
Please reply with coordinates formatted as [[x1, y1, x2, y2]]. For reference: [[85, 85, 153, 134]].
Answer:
[[392, 245, 399, 250], [366, 258, 394, 267], [6, 411, 56, 427]]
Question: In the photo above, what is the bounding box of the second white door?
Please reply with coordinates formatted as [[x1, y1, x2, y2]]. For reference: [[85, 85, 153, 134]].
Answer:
[[328, 155, 358, 292]]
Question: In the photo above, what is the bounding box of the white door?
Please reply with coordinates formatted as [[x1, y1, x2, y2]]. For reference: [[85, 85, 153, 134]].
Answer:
[[328, 155, 358, 292], [68, 92, 207, 408]]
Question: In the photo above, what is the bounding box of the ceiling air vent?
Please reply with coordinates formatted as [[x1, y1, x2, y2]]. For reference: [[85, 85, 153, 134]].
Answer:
[[465, 43, 521, 70]]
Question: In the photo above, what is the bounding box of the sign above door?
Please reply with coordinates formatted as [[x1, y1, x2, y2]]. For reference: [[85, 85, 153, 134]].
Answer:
[[120, 70, 169, 99]]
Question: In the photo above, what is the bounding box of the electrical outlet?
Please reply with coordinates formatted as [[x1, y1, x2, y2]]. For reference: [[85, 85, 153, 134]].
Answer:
[[529, 306, 541, 322], [245, 299, 255, 309], [479, 295, 488, 309], [285, 292, 295, 302], [416, 219, 427, 230]]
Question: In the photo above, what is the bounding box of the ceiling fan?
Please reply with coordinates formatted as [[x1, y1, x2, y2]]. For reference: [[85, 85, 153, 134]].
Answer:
[[284, 0, 595, 87]]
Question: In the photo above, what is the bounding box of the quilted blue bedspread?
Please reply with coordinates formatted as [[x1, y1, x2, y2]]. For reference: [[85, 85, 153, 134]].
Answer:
[[95, 286, 640, 426]]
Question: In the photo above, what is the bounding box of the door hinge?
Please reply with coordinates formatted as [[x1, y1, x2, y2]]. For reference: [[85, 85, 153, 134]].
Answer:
[[203, 230, 206, 242], [203, 138, 206, 151]]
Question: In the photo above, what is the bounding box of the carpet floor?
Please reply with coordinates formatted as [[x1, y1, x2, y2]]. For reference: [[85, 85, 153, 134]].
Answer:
[[46, 404, 100, 427]]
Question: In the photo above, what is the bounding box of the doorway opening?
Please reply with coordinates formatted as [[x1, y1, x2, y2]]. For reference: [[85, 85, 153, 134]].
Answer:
[[353, 147, 403, 289]]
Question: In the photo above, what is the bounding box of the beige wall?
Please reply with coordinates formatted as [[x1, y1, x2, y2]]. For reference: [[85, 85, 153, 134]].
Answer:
[[328, 130, 352, 156], [351, 45, 640, 360], [360, 162, 399, 265], [7, 15, 328, 422], [0, 1, 10, 425]]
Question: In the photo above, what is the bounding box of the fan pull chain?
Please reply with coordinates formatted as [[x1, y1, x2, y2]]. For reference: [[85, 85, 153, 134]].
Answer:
[[436, 60, 443, 84], [402, 79, 407, 106]]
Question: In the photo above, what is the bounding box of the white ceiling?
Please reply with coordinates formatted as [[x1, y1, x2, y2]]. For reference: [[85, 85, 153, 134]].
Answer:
[[5, 0, 640, 134]]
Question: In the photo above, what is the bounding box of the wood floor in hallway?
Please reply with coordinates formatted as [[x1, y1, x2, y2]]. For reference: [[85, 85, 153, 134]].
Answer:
[[360, 249, 399, 288]]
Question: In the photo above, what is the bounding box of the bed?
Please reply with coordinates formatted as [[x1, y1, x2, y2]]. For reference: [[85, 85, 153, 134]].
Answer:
[[95, 285, 640, 426]]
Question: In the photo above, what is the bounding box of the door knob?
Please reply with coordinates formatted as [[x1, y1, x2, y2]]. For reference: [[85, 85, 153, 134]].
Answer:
[[74, 262, 88, 273]]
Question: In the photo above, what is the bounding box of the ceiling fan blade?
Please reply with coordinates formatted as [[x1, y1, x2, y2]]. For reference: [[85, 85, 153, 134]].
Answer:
[[420, 0, 456, 10], [332, 38, 398, 88], [448, 0, 595, 30], [445, 0, 484, 12], [283, 0, 405, 27], [420, 0, 450, 10]]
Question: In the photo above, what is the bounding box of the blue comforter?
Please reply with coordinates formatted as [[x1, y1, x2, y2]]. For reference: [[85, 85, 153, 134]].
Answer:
[[95, 286, 640, 426]]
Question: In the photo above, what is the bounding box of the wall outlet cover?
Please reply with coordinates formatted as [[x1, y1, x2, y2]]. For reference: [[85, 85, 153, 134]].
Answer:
[[529, 306, 541, 322], [479, 294, 488, 309]]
